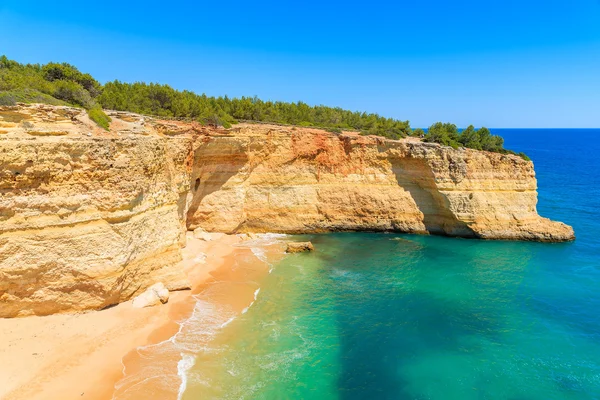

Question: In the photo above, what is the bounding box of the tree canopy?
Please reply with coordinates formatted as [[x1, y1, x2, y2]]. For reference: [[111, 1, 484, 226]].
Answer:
[[423, 123, 505, 152], [98, 81, 412, 137], [0, 55, 527, 159]]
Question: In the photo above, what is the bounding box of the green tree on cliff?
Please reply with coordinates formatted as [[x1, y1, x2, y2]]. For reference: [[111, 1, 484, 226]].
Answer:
[[424, 122, 461, 148], [0, 55, 525, 158]]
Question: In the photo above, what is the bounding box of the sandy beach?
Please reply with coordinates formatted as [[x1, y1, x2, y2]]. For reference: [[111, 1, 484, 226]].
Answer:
[[0, 232, 248, 400]]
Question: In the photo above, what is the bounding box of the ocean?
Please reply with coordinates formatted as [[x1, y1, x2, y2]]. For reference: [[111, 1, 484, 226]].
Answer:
[[179, 129, 600, 400]]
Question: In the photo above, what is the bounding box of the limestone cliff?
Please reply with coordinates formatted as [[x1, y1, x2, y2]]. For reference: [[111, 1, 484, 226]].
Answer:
[[0, 105, 196, 317], [188, 125, 573, 243], [0, 104, 574, 317]]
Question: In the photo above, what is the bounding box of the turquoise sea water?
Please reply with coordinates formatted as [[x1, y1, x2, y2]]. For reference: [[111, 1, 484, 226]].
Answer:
[[183, 129, 600, 400]]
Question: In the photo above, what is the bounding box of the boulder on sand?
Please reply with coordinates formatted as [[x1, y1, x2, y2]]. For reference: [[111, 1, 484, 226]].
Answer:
[[285, 241, 314, 253], [132, 282, 170, 308], [239, 232, 259, 241], [193, 227, 212, 241]]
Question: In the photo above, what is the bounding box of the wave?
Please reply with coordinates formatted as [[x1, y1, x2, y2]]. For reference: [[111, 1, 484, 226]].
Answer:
[[234, 233, 288, 249], [113, 237, 284, 399], [251, 247, 268, 263], [112, 298, 238, 400], [176, 353, 195, 400], [241, 233, 288, 271], [220, 316, 236, 329], [242, 288, 261, 314]]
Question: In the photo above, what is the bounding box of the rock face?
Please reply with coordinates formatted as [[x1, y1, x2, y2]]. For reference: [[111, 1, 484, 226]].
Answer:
[[0, 104, 574, 317], [0, 105, 194, 317], [188, 125, 574, 242], [286, 242, 314, 253]]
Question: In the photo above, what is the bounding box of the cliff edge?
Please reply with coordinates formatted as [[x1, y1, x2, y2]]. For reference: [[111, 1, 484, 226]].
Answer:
[[0, 104, 574, 317]]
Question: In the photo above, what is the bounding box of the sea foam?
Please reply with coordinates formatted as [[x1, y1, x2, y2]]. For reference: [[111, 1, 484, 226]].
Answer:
[[176, 353, 195, 400]]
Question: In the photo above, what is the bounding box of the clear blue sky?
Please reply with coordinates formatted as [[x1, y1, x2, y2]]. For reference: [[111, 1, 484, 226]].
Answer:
[[1, 0, 599, 128]]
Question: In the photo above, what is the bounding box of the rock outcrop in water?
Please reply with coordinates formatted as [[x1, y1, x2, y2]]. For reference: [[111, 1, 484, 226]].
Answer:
[[0, 104, 574, 317], [286, 242, 315, 253]]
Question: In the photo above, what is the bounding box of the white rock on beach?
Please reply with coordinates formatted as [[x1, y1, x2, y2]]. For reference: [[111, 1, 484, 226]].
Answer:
[[132, 282, 170, 308], [193, 253, 207, 264], [193, 227, 212, 241]]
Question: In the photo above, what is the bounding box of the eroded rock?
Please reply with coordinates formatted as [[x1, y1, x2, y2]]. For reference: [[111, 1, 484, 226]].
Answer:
[[193, 227, 212, 241], [187, 126, 574, 242], [286, 242, 314, 253], [132, 282, 170, 308], [0, 104, 574, 317]]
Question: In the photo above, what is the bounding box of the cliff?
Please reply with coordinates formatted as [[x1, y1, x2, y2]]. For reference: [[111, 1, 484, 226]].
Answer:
[[0, 104, 574, 317]]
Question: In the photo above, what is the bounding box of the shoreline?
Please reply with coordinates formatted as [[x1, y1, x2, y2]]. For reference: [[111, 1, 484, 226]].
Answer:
[[112, 233, 287, 399], [0, 232, 257, 400]]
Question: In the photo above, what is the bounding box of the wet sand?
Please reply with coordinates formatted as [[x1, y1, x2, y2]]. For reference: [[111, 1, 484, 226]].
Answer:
[[111, 235, 286, 400], [0, 232, 247, 400]]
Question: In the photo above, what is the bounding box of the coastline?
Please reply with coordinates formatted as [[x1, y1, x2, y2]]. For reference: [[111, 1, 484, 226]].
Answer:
[[0, 232, 265, 400], [112, 233, 287, 400]]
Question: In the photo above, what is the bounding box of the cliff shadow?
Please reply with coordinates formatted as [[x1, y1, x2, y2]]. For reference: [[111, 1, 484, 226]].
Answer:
[[185, 144, 249, 230], [391, 157, 475, 237], [335, 291, 502, 400], [329, 234, 506, 399]]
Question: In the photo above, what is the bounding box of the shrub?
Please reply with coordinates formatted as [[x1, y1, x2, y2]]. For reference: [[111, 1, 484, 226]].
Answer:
[[203, 114, 232, 128], [0, 55, 522, 157], [42, 62, 101, 97], [0, 89, 67, 106], [0, 92, 16, 105], [411, 128, 425, 137], [458, 125, 481, 149], [424, 122, 460, 148], [53, 80, 93, 108], [88, 106, 111, 130], [518, 152, 531, 161]]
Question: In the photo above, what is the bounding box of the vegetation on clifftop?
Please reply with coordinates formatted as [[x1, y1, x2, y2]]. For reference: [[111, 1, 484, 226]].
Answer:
[[0, 56, 110, 129], [0, 55, 527, 158], [97, 81, 413, 137], [422, 122, 530, 160]]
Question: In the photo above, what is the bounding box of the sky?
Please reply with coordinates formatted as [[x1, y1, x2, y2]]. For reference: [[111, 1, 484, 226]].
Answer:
[[0, 0, 599, 128]]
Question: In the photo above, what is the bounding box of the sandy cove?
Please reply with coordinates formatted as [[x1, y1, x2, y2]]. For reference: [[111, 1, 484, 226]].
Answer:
[[0, 232, 253, 400]]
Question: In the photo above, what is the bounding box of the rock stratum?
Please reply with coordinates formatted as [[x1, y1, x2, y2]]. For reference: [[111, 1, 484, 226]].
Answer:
[[0, 104, 574, 317]]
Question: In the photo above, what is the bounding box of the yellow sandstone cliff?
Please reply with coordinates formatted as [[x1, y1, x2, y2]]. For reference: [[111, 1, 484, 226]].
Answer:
[[0, 104, 574, 317]]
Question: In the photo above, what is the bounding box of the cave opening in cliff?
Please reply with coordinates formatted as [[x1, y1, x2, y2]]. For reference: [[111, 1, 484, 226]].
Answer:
[[185, 147, 250, 231], [391, 158, 475, 237]]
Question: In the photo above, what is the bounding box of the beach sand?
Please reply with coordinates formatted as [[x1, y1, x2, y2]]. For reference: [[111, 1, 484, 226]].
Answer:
[[111, 234, 286, 400], [0, 232, 246, 400]]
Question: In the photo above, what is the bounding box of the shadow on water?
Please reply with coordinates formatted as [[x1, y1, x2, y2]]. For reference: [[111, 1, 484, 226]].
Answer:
[[175, 231, 600, 399], [334, 290, 504, 400], [320, 233, 525, 400]]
